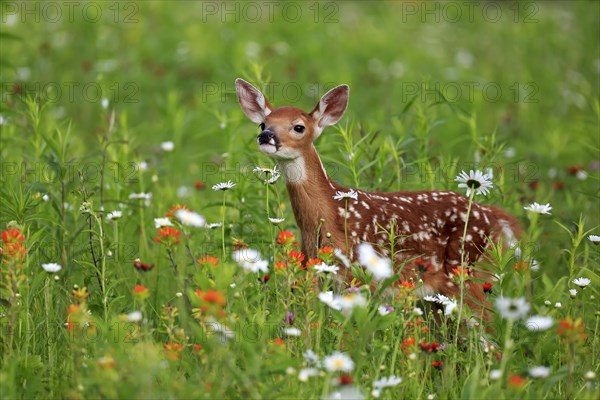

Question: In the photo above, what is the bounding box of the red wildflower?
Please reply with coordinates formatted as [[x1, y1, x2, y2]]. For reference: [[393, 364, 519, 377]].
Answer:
[[513, 261, 528, 272], [452, 267, 470, 280], [507, 374, 527, 388], [194, 181, 204, 190], [338, 375, 353, 385], [288, 251, 305, 265], [556, 316, 588, 343], [134, 258, 155, 271], [318, 246, 335, 263], [257, 275, 270, 283], [275, 261, 286, 271], [165, 204, 188, 217], [402, 337, 416, 350], [232, 239, 248, 251], [431, 361, 444, 369], [306, 258, 321, 268], [133, 284, 150, 300], [483, 282, 493, 294], [416, 258, 432, 273], [273, 338, 285, 346], [276, 230, 296, 246], [419, 341, 440, 353], [196, 289, 226, 306], [2, 229, 25, 244], [400, 280, 415, 289], [154, 227, 181, 246], [197, 255, 219, 267], [164, 343, 183, 361]]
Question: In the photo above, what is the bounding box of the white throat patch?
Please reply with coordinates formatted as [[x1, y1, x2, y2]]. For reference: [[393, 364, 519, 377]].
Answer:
[[280, 157, 307, 184]]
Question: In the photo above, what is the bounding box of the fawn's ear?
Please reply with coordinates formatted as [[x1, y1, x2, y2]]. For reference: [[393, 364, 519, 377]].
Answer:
[[310, 84, 349, 132], [235, 78, 273, 124]]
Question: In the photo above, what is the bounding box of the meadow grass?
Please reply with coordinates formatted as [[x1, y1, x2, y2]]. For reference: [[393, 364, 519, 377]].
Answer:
[[0, 1, 599, 399]]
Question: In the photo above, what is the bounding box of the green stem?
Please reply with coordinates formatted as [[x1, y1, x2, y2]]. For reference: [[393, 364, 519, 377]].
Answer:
[[221, 193, 227, 260]]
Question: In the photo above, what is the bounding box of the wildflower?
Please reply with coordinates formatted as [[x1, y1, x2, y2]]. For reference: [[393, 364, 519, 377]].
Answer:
[[489, 369, 502, 381], [197, 255, 219, 267], [126, 311, 142, 322], [525, 316, 554, 332], [268, 217, 285, 225], [507, 374, 527, 388], [298, 368, 319, 382], [451, 267, 470, 281], [42, 263, 62, 273], [588, 235, 600, 245], [419, 341, 441, 353], [416, 258, 432, 274], [523, 202, 552, 215], [164, 343, 182, 361], [314, 263, 339, 274], [196, 289, 227, 307], [253, 165, 281, 184], [378, 304, 394, 316], [154, 217, 173, 228], [164, 204, 188, 217], [284, 327, 301, 337], [106, 210, 122, 221], [276, 230, 296, 246], [212, 181, 236, 191], [483, 282, 493, 294], [572, 277, 591, 289], [413, 307, 423, 316], [161, 141, 174, 151], [554, 302, 562, 308], [303, 349, 320, 366], [132, 284, 150, 301], [528, 366, 550, 379], [154, 227, 181, 246], [288, 251, 305, 265], [284, 311, 294, 325], [569, 289, 577, 298], [101, 98, 109, 109], [444, 300, 458, 316], [373, 375, 402, 389], [495, 297, 530, 320], [128, 192, 152, 200], [318, 291, 342, 311], [97, 354, 115, 369], [232, 248, 268, 273], [207, 223, 222, 229], [318, 246, 335, 263], [431, 361, 444, 369], [175, 209, 206, 228], [336, 292, 367, 311], [323, 352, 355, 372], [556, 316, 588, 343], [334, 248, 351, 268], [333, 189, 358, 201], [357, 243, 392, 280], [454, 170, 493, 196], [584, 371, 597, 380], [194, 180, 204, 190]]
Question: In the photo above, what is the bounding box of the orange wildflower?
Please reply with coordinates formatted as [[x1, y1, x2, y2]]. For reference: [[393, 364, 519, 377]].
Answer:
[[154, 227, 181, 246], [165, 204, 188, 217], [197, 255, 219, 267]]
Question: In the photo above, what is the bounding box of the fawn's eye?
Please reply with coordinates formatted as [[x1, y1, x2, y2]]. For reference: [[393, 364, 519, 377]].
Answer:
[[293, 125, 305, 133], [259, 123, 265, 131]]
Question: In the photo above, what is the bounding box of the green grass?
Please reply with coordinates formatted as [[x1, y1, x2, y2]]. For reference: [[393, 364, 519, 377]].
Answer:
[[1, 1, 599, 399]]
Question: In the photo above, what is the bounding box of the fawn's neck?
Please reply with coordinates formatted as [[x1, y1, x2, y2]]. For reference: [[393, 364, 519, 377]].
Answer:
[[279, 145, 343, 256]]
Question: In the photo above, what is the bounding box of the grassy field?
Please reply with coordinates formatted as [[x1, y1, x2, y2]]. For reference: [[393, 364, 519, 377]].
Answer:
[[1, 1, 599, 399]]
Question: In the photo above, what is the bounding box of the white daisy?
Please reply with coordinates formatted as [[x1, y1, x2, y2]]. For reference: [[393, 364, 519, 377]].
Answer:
[[424, 294, 452, 305], [206, 223, 222, 229], [378, 304, 394, 316], [303, 349, 320, 366], [161, 141, 174, 152], [323, 352, 355, 372], [42, 263, 62, 273], [268, 217, 285, 225], [588, 235, 600, 244], [412, 307, 423, 316], [572, 277, 591, 288], [253, 165, 281, 184], [495, 297, 530, 320], [106, 210, 122, 221], [454, 170, 493, 196], [569, 289, 577, 297], [318, 291, 342, 311], [336, 293, 367, 311], [529, 366, 550, 379], [334, 248, 351, 268], [333, 189, 358, 201], [212, 181, 236, 191], [314, 263, 339, 274], [525, 315, 554, 332], [523, 202, 552, 215], [232, 248, 269, 273], [554, 302, 562, 308], [128, 192, 152, 200], [154, 217, 173, 229], [444, 300, 458, 316], [298, 367, 319, 382], [175, 209, 206, 228], [284, 327, 301, 337], [489, 369, 502, 380], [373, 375, 402, 389], [126, 311, 142, 322], [357, 243, 392, 280]]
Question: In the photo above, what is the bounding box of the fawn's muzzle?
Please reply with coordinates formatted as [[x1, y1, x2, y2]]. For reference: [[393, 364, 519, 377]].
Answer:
[[258, 130, 278, 146]]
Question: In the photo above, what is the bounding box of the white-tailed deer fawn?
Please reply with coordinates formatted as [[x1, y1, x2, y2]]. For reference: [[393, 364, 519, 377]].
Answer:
[[235, 78, 520, 320]]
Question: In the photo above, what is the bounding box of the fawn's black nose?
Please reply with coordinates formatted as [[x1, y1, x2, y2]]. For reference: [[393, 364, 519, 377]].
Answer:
[[258, 130, 275, 145]]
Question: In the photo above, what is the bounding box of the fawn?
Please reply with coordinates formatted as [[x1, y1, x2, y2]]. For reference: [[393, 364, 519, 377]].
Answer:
[[235, 78, 520, 320]]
